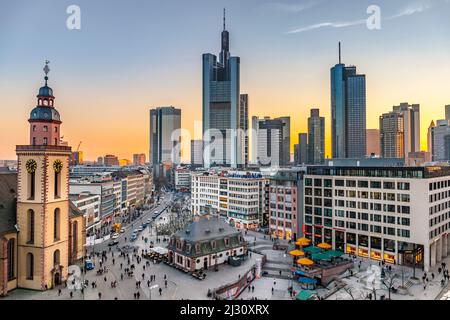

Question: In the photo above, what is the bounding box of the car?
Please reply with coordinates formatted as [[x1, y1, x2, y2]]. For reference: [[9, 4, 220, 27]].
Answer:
[[120, 228, 126, 233], [130, 234, 137, 242], [137, 226, 144, 232], [112, 233, 119, 240], [109, 239, 119, 246], [133, 229, 139, 234]]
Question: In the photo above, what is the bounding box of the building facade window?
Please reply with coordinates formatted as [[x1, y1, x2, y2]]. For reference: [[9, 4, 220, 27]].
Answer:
[[54, 208, 60, 241], [27, 209, 35, 244], [53, 249, 60, 265], [7, 239, 15, 281], [26, 253, 34, 280]]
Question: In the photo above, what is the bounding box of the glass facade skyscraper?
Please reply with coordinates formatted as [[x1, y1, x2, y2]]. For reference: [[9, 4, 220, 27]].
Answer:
[[331, 44, 366, 159], [149, 106, 181, 165], [203, 11, 242, 168], [307, 109, 325, 164]]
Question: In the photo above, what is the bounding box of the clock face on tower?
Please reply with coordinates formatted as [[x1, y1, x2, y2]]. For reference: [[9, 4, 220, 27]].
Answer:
[[53, 160, 63, 173], [25, 159, 37, 174]]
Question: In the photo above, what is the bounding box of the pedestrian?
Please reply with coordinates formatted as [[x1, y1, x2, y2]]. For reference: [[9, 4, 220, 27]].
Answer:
[[271, 287, 274, 295], [279, 270, 282, 276], [113, 258, 115, 265], [147, 280, 150, 287], [252, 286, 255, 292], [143, 265, 146, 271], [432, 273, 435, 280], [104, 276, 107, 282], [70, 291, 73, 298], [159, 287, 162, 296], [142, 273, 145, 280], [120, 263, 123, 270], [248, 286, 251, 292], [58, 289, 62, 296], [134, 292, 137, 300], [165, 280, 168, 288], [137, 291, 140, 299]]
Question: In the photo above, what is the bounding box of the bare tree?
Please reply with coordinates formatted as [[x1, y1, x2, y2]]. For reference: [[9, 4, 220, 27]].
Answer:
[[343, 286, 356, 300], [381, 269, 399, 300]]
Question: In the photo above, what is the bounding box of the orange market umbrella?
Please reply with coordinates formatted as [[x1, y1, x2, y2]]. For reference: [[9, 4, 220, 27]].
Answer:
[[295, 237, 311, 247], [296, 258, 314, 266], [317, 242, 332, 250], [289, 249, 305, 257]]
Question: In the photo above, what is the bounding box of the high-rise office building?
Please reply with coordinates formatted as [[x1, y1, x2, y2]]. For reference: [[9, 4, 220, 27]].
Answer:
[[202, 10, 242, 168], [252, 116, 284, 167], [379, 103, 420, 160], [278, 117, 291, 165], [366, 129, 380, 156], [379, 112, 404, 158], [428, 120, 435, 155], [190, 139, 204, 167], [307, 109, 325, 164], [294, 133, 308, 165], [430, 120, 450, 161], [149, 106, 181, 165], [445, 105, 450, 123], [393, 103, 420, 159], [331, 42, 366, 159], [240, 94, 249, 167]]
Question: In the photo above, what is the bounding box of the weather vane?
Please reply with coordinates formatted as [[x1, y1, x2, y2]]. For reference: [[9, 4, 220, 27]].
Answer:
[[43, 60, 50, 76], [43, 60, 50, 85]]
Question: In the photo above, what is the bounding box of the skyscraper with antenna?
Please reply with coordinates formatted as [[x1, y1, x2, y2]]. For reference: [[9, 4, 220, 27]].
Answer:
[[202, 9, 243, 168], [331, 42, 367, 159]]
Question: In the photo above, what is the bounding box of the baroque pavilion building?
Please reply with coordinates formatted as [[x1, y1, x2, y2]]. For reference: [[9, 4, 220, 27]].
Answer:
[[0, 63, 85, 296]]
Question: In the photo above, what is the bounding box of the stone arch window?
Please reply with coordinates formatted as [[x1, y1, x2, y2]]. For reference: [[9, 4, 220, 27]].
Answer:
[[54, 126, 58, 133], [32, 137, 36, 146], [54, 208, 60, 241], [7, 238, 15, 281], [26, 253, 34, 280], [43, 126, 48, 132], [32, 125, 36, 132], [54, 138, 57, 146], [43, 137, 48, 145], [53, 249, 60, 265], [27, 209, 35, 244]]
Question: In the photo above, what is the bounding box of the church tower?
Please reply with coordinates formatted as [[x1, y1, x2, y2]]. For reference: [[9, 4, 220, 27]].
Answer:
[[16, 62, 72, 290]]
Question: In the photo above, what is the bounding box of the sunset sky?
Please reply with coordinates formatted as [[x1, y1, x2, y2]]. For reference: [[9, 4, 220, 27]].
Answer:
[[1, 0, 449, 161]]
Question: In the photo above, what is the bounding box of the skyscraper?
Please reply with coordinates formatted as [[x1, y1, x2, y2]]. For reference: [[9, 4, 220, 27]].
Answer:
[[307, 109, 325, 164], [190, 139, 204, 167], [379, 103, 420, 160], [445, 105, 450, 123], [393, 103, 420, 158], [149, 106, 181, 165], [331, 42, 366, 159], [294, 133, 308, 165], [431, 120, 450, 161], [252, 116, 284, 167], [240, 94, 249, 167], [278, 117, 291, 165], [203, 10, 242, 168], [379, 112, 404, 158], [366, 129, 380, 156]]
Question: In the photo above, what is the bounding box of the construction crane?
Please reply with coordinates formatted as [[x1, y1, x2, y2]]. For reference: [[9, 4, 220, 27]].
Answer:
[[76, 141, 82, 152]]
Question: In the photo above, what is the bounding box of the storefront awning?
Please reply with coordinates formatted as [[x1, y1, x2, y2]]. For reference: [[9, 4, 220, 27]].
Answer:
[[303, 246, 323, 254], [295, 290, 317, 301], [317, 242, 332, 249]]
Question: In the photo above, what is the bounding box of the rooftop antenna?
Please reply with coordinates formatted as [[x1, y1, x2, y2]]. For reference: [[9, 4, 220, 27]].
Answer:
[[223, 8, 226, 31], [338, 42, 341, 64]]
